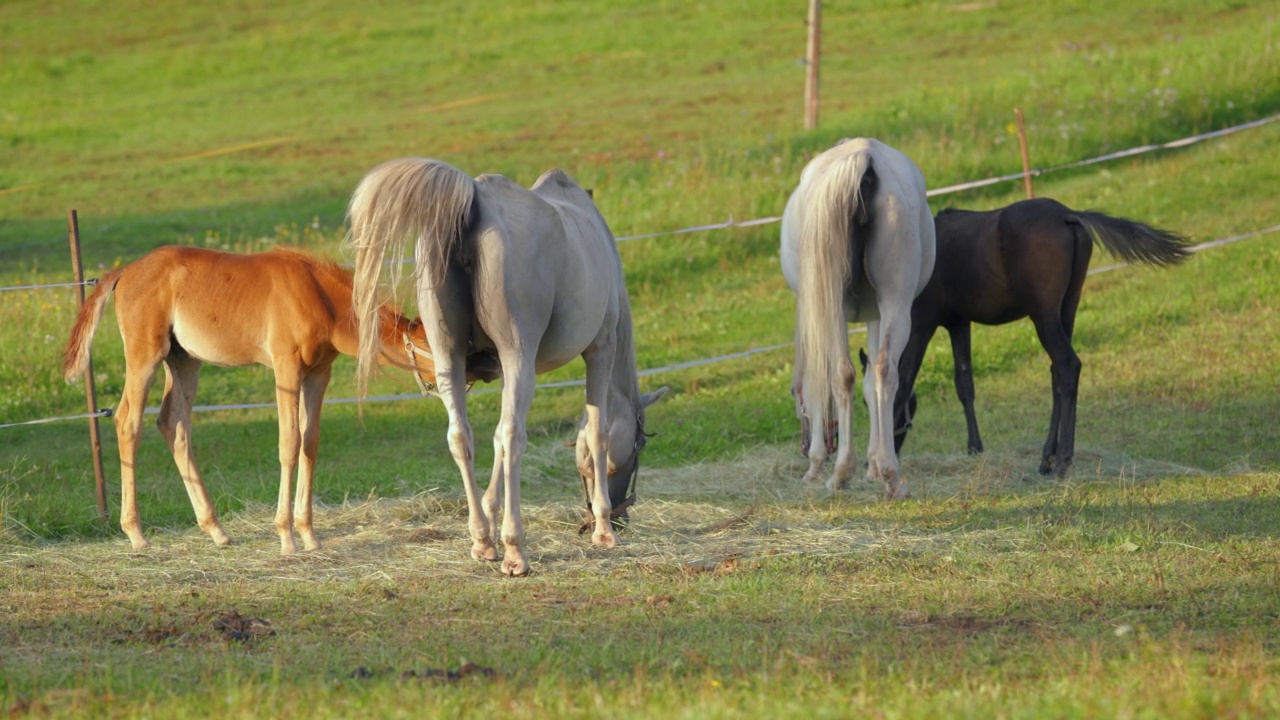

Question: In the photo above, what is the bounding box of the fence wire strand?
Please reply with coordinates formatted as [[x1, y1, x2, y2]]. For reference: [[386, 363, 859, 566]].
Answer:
[[3, 114, 1279, 427]]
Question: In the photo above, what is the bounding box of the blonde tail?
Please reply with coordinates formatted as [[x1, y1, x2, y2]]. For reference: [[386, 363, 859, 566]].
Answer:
[[796, 150, 871, 434], [61, 269, 122, 383], [345, 158, 475, 396]]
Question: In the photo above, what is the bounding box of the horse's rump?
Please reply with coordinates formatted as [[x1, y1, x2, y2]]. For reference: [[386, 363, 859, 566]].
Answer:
[[782, 137, 934, 495]]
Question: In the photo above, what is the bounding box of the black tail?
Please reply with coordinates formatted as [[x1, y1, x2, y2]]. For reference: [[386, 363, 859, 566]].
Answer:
[[1071, 211, 1192, 267]]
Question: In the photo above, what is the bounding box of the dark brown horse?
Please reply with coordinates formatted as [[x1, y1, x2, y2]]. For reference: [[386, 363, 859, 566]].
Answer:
[[883, 198, 1190, 476]]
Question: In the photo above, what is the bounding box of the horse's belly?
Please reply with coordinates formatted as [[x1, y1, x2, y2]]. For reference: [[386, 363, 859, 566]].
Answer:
[[534, 311, 607, 373], [171, 316, 264, 367]]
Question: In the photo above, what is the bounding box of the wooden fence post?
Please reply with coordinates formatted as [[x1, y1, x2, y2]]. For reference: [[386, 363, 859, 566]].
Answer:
[[68, 210, 108, 521], [804, 0, 822, 130], [1015, 107, 1034, 199]]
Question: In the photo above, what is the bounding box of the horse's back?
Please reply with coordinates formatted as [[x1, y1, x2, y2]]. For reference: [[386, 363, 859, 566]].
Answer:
[[835, 138, 935, 315], [932, 199, 1082, 325], [113, 246, 344, 367], [782, 137, 935, 321], [860, 139, 934, 299], [468, 171, 621, 370]]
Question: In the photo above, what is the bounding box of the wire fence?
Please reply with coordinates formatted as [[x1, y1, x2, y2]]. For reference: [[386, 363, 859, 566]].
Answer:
[[2, 113, 1278, 430], [4, 112, 1277, 294], [6, 215, 1274, 433]]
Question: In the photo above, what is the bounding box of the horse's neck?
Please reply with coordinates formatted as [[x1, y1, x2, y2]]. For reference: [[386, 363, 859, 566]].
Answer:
[[314, 266, 407, 362], [368, 309, 414, 368], [606, 297, 643, 412]]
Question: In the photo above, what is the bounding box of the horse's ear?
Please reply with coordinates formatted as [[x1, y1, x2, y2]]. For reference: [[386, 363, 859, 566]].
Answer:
[[641, 387, 669, 409]]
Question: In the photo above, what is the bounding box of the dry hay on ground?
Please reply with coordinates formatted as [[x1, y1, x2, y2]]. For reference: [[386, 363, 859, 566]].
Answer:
[[0, 444, 1204, 584]]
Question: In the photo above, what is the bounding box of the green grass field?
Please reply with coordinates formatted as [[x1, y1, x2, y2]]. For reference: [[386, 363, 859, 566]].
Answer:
[[3, 0, 1279, 716]]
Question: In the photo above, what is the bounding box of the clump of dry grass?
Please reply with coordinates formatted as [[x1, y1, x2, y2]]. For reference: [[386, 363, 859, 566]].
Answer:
[[0, 442, 1199, 586]]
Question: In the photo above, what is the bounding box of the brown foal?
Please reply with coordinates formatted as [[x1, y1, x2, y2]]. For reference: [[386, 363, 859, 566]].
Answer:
[[63, 246, 467, 554]]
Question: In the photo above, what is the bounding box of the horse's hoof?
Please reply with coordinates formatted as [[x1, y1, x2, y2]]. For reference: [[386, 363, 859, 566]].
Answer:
[[471, 541, 499, 562], [128, 537, 151, 551], [592, 529, 619, 549], [885, 484, 910, 501], [502, 556, 530, 577], [825, 475, 851, 493], [967, 444, 984, 455]]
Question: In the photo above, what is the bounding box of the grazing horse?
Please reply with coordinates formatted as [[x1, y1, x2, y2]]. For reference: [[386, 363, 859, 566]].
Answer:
[[61, 246, 495, 554], [781, 138, 936, 499], [886, 197, 1190, 475], [346, 157, 667, 577]]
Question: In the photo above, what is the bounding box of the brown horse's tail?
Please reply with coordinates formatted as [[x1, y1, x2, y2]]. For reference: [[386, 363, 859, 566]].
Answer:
[[61, 268, 123, 382], [344, 157, 476, 397], [1071, 211, 1192, 267]]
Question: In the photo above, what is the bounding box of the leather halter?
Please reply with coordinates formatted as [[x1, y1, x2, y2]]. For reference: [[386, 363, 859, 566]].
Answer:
[[402, 333, 438, 397], [895, 395, 916, 438], [402, 333, 478, 397]]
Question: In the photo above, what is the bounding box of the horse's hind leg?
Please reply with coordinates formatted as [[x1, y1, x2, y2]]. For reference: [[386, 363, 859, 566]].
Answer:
[[1030, 312, 1081, 477], [422, 290, 496, 564], [157, 355, 231, 546], [293, 364, 331, 552], [862, 322, 904, 498], [792, 336, 809, 457], [793, 334, 837, 460], [481, 452, 504, 554], [1046, 257, 1089, 477], [946, 321, 984, 454], [828, 354, 858, 492], [863, 315, 911, 500], [491, 346, 541, 576], [115, 356, 160, 551]]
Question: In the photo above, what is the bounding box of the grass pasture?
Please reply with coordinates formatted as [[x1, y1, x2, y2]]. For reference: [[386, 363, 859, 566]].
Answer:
[[2, 0, 1280, 716]]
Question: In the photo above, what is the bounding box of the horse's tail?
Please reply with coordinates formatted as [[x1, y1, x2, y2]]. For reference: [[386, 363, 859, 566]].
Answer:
[[61, 268, 123, 383], [1071, 210, 1191, 267], [345, 157, 476, 396], [796, 148, 874, 434]]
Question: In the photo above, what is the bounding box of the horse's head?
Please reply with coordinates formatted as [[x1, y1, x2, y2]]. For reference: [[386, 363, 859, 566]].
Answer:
[[393, 317, 440, 394], [574, 386, 669, 532], [858, 348, 917, 455], [397, 317, 504, 394]]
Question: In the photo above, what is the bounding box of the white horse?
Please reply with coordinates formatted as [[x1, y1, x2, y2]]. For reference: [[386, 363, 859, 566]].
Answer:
[[780, 138, 936, 498], [347, 158, 667, 576]]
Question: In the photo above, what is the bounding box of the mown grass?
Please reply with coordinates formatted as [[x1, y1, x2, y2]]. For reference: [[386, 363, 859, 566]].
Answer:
[[3, 468, 1279, 718], [2, 0, 1279, 716]]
